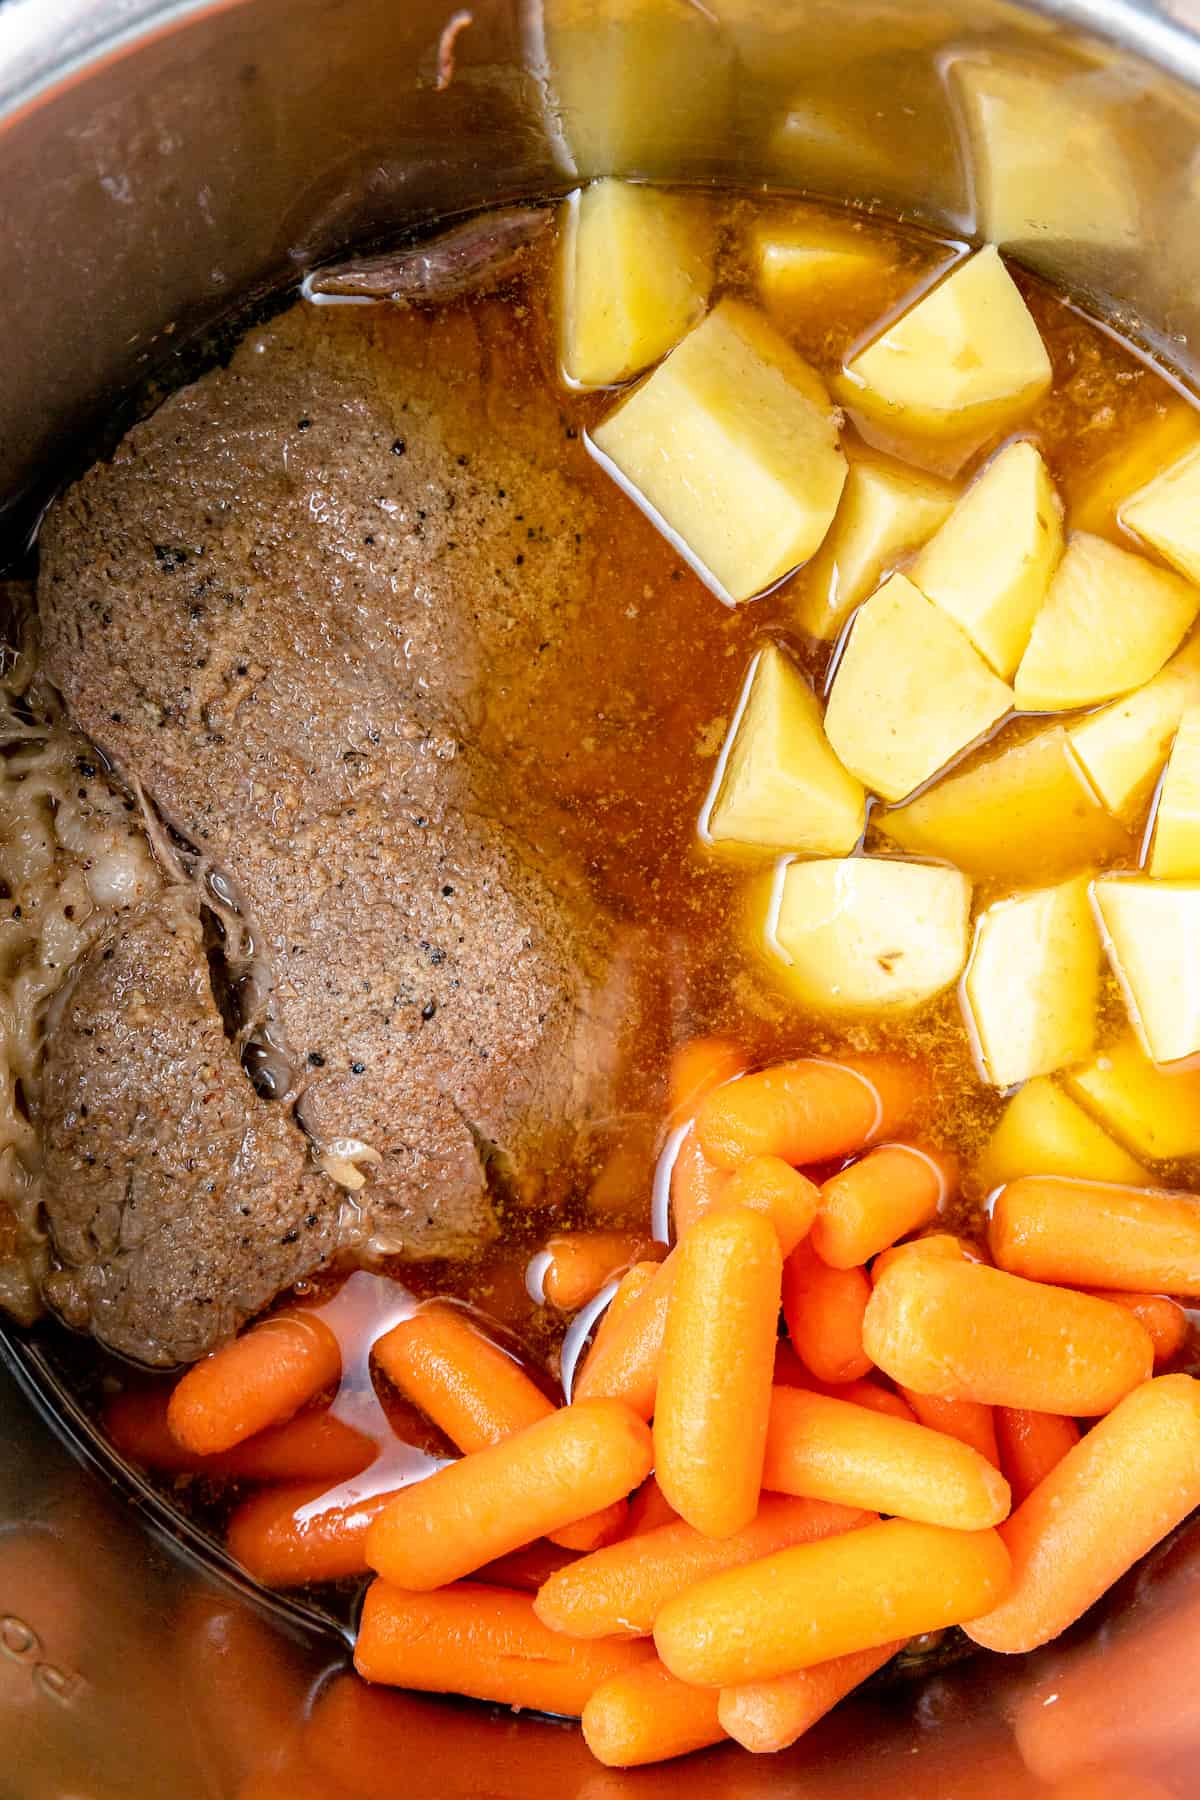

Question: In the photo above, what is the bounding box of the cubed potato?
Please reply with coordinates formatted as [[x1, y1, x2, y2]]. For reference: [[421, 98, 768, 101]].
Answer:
[[1092, 877, 1200, 1065], [1066, 1030, 1200, 1160], [1121, 444, 1200, 586], [765, 855, 971, 1014], [1013, 532, 1200, 711], [977, 1077, 1149, 1192], [911, 441, 1063, 679], [878, 725, 1133, 880], [558, 181, 713, 388], [794, 453, 956, 641], [964, 876, 1101, 1089], [823, 573, 1013, 803], [705, 644, 865, 854], [839, 246, 1052, 440], [1068, 400, 1200, 540], [590, 299, 847, 604], [1066, 633, 1200, 820], [753, 214, 891, 314], [1149, 708, 1200, 879]]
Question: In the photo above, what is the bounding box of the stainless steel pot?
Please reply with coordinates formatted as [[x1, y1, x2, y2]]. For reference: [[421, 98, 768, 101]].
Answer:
[[4, 2, 1200, 1792]]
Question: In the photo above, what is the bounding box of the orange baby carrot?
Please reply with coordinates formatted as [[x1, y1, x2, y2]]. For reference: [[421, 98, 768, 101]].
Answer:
[[995, 1408, 1081, 1505], [782, 1239, 873, 1385], [774, 1349, 917, 1422], [669, 1035, 745, 1124], [718, 1639, 904, 1753], [898, 1389, 1000, 1467], [572, 1260, 672, 1419], [1078, 1289, 1189, 1366], [696, 1054, 927, 1171], [669, 1131, 728, 1238], [551, 1500, 630, 1552], [474, 1541, 580, 1592], [104, 1387, 376, 1484], [864, 1259, 1153, 1415], [539, 1232, 665, 1311], [354, 1579, 653, 1716], [992, 1177, 1200, 1295], [654, 1205, 782, 1537], [623, 1477, 679, 1537], [654, 1516, 1010, 1686], [761, 1386, 1010, 1529], [534, 1493, 869, 1640], [966, 1374, 1200, 1654], [168, 1311, 342, 1455], [871, 1231, 981, 1284], [813, 1144, 952, 1269], [366, 1399, 653, 1590], [583, 1657, 725, 1766], [227, 1480, 398, 1586], [721, 1156, 820, 1256]]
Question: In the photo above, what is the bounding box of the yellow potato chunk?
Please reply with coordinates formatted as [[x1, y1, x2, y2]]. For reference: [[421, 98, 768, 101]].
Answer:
[[964, 877, 1100, 1089], [794, 453, 956, 641], [1066, 634, 1200, 821], [1149, 709, 1200, 880], [823, 573, 1013, 803], [1013, 533, 1200, 711], [752, 214, 891, 314], [840, 246, 1051, 439], [590, 299, 847, 604], [1066, 1030, 1200, 1161], [977, 1077, 1149, 1193], [1121, 444, 1200, 586], [766, 856, 971, 1014], [911, 441, 1063, 679], [878, 725, 1133, 880], [1069, 400, 1200, 541], [705, 645, 865, 855], [1092, 877, 1200, 1065], [557, 181, 713, 388]]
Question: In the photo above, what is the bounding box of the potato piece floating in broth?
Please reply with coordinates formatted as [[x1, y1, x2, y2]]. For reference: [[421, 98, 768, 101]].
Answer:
[[1121, 445, 1200, 586], [1092, 879, 1200, 1066], [705, 645, 865, 855], [764, 855, 971, 1014], [752, 213, 893, 314], [911, 440, 1063, 679], [840, 245, 1052, 440], [1013, 534, 1200, 712], [1066, 633, 1200, 824], [823, 573, 1013, 803], [879, 725, 1132, 881], [1148, 708, 1200, 879], [1069, 399, 1200, 540], [965, 876, 1101, 1089], [558, 181, 713, 389], [794, 453, 956, 641], [977, 1077, 1149, 1193], [1066, 1029, 1200, 1162], [590, 298, 847, 604]]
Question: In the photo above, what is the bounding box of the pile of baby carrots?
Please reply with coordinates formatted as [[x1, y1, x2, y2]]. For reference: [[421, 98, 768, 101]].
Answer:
[[109, 1039, 1200, 1768]]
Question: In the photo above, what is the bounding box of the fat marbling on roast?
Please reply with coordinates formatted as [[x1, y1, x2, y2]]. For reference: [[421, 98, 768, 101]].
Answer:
[[34, 285, 638, 1367]]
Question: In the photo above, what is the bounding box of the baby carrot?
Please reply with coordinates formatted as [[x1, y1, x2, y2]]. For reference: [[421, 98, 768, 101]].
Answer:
[[966, 1375, 1200, 1654], [721, 1156, 820, 1255], [654, 1206, 782, 1537], [654, 1516, 1010, 1687], [991, 1177, 1200, 1295], [227, 1481, 397, 1586], [813, 1144, 952, 1269], [1078, 1289, 1189, 1366], [670, 1131, 728, 1237], [355, 1579, 653, 1716], [540, 1232, 664, 1311], [761, 1386, 1010, 1530], [583, 1658, 726, 1766], [168, 1311, 342, 1455], [669, 1035, 746, 1124], [623, 1477, 679, 1537], [995, 1408, 1081, 1505], [365, 1399, 653, 1590], [775, 1349, 918, 1422], [718, 1640, 904, 1753], [782, 1239, 873, 1385], [871, 1231, 981, 1284], [572, 1260, 672, 1418], [898, 1390, 1000, 1467], [696, 1054, 928, 1171], [474, 1541, 580, 1592], [534, 1493, 870, 1640], [104, 1387, 376, 1484], [551, 1500, 629, 1552], [864, 1259, 1154, 1415]]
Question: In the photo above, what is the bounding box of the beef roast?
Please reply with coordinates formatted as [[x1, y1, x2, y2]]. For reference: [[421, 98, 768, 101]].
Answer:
[[35, 293, 638, 1365]]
